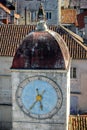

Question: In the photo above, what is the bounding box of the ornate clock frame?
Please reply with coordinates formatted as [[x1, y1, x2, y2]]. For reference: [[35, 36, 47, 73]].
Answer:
[[16, 75, 63, 119]]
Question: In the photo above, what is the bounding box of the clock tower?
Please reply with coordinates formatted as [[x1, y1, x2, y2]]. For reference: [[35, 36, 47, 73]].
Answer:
[[11, 3, 70, 130]]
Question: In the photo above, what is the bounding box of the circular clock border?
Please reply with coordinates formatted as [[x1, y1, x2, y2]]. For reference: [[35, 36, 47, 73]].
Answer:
[[16, 75, 63, 119]]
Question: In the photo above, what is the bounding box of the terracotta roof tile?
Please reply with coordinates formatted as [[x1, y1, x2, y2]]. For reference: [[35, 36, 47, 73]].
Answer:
[[0, 24, 87, 59], [77, 11, 87, 29], [57, 25, 87, 59], [61, 9, 78, 26]]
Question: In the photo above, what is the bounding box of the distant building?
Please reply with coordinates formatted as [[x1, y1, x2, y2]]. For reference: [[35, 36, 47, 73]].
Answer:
[[15, 0, 61, 25], [0, 2, 20, 24], [69, 0, 87, 40], [9, 0, 87, 41], [0, 0, 15, 10]]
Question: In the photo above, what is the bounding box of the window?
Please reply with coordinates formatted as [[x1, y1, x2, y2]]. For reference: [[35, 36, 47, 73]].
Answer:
[[46, 12, 52, 20], [70, 67, 77, 79], [31, 11, 37, 22]]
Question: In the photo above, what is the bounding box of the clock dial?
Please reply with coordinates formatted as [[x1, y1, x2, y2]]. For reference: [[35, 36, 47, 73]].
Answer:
[[16, 76, 63, 119]]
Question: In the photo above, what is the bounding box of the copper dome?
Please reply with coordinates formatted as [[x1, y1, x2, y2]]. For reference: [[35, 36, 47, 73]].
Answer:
[[11, 26, 70, 70]]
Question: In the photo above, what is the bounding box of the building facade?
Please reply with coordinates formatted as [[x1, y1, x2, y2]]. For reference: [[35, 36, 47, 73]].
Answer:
[[0, 3, 20, 24], [0, 24, 87, 129], [15, 0, 61, 25]]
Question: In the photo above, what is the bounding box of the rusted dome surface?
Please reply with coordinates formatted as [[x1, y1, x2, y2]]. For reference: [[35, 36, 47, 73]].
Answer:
[[11, 29, 70, 69]]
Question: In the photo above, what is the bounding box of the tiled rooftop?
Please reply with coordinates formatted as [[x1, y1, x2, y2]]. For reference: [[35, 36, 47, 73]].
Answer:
[[0, 24, 87, 59], [57, 25, 87, 59]]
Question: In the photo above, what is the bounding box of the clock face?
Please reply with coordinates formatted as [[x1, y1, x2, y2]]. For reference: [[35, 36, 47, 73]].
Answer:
[[16, 76, 63, 119]]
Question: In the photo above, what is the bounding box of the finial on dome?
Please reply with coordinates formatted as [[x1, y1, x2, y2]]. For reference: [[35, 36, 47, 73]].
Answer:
[[37, 2, 45, 20], [36, 2, 48, 31]]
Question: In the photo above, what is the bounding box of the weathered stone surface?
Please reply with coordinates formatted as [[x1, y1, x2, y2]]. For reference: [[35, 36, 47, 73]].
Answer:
[[12, 69, 70, 130]]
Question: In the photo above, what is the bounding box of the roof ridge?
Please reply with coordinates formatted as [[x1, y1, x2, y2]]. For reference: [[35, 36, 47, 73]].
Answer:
[[0, 3, 20, 19], [60, 25, 83, 42], [0, 3, 10, 14], [60, 25, 87, 51]]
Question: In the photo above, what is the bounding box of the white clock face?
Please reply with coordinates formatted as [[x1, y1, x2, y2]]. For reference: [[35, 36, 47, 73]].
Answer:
[[16, 76, 63, 119]]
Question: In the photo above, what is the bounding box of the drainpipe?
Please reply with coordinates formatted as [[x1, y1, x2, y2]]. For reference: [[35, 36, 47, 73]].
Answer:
[[25, 6, 27, 25]]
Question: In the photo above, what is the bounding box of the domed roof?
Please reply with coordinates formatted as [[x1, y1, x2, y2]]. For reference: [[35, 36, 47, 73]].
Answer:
[[11, 3, 70, 70], [11, 23, 70, 70]]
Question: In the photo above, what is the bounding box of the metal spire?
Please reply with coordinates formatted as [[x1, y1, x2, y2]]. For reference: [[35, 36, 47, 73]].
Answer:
[[37, 2, 45, 21], [36, 2, 48, 31]]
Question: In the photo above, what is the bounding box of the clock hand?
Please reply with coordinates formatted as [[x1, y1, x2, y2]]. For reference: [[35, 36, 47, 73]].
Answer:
[[36, 88, 46, 96], [29, 89, 44, 110], [41, 90, 46, 96], [39, 90, 46, 110], [39, 101, 43, 110], [36, 88, 39, 95], [29, 100, 37, 110], [30, 89, 45, 111]]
